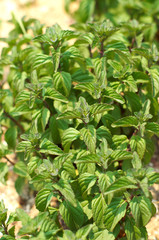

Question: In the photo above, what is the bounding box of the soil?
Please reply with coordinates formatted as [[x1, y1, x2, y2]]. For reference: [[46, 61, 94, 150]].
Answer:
[[0, 1, 159, 239]]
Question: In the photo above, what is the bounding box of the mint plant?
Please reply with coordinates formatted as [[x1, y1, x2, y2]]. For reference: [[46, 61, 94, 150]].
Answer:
[[0, 14, 159, 239]]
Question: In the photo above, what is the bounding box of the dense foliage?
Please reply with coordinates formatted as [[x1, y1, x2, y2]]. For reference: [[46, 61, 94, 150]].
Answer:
[[0, 8, 159, 240]]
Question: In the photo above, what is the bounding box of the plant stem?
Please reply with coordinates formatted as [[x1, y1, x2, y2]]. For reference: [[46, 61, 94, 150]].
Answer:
[[100, 39, 104, 58], [3, 110, 24, 132], [4, 156, 15, 166], [88, 45, 93, 58]]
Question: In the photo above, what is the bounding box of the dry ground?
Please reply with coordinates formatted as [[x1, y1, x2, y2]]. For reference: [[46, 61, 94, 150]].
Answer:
[[0, 0, 159, 239]]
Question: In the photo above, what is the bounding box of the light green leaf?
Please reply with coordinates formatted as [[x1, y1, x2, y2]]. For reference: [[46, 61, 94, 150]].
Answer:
[[41, 108, 50, 130], [53, 179, 76, 206], [76, 224, 93, 239], [125, 216, 143, 240], [62, 128, 80, 150], [44, 87, 68, 103], [13, 161, 29, 178], [112, 116, 138, 128], [80, 125, 96, 153], [78, 173, 97, 194], [53, 71, 72, 96], [130, 196, 153, 227], [123, 75, 138, 92], [74, 154, 100, 164], [51, 47, 61, 72], [145, 122, 159, 135], [104, 177, 137, 196], [96, 126, 112, 144], [90, 103, 114, 115], [16, 208, 31, 225], [110, 150, 133, 162], [57, 110, 81, 120], [0, 163, 8, 184], [59, 201, 85, 231], [92, 194, 107, 228], [132, 152, 142, 169], [104, 87, 125, 104], [40, 138, 63, 155], [104, 197, 128, 231], [149, 68, 159, 97], [94, 229, 115, 240], [130, 135, 146, 159], [35, 188, 53, 211]]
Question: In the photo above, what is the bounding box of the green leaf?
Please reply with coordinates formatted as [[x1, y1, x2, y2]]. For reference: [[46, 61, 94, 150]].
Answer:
[[104, 87, 125, 104], [149, 68, 159, 97], [125, 92, 142, 112], [125, 216, 143, 240], [90, 103, 114, 115], [112, 116, 138, 128], [41, 108, 50, 130], [44, 87, 68, 103], [62, 128, 80, 150], [145, 122, 159, 135], [78, 173, 97, 194], [53, 179, 76, 206], [104, 197, 128, 231], [72, 69, 94, 83], [75, 154, 100, 164], [76, 0, 95, 22], [76, 224, 93, 239], [16, 141, 32, 152], [94, 229, 115, 240], [51, 47, 61, 72], [110, 150, 133, 162], [92, 194, 107, 228], [0, 162, 8, 185], [104, 177, 137, 196], [96, 126, 112, 144], [53, 71, 72, 96], [130, 135, 146, 159], [147, 172, 159, 185], [35, 188, 53, 211], [80, 125, 96, 153], [16, 208, 31, 225], [40, 138, 63, 155], [57, 110, 81, 120], [13, 161, 28, 178], [123, 75, 138, 92], [130, 196, 153, 227], [59, 201, 85, 231], [132, 152, 142, 169]]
